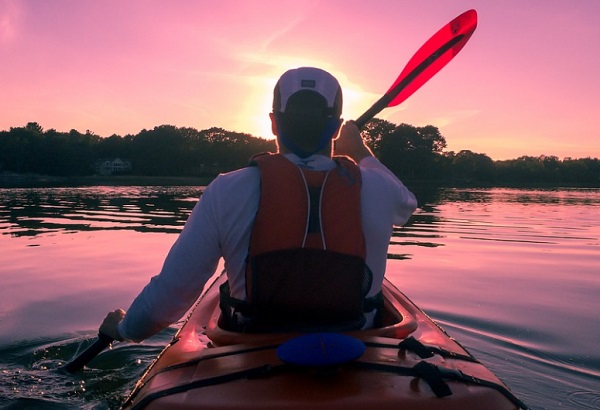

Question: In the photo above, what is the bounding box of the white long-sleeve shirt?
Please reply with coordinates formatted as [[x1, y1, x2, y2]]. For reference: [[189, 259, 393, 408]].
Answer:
[[119, 154, 417, 342]]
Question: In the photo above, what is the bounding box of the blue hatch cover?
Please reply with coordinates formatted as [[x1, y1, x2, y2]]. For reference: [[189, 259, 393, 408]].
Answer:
[[277, 333, 365, 367]]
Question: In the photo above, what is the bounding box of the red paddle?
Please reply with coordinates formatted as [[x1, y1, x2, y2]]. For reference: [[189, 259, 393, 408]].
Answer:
[[354, 9, 478, 128]]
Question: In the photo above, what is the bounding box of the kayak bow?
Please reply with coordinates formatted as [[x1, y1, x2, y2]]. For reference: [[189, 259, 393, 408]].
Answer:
[[121, 273, 527, 410]]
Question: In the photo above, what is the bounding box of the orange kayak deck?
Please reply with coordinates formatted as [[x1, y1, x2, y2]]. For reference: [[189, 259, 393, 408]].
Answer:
[[121, 274, 527, 409]]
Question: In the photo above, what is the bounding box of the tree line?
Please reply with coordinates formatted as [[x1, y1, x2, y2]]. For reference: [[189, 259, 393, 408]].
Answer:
[[1, 120, 599, 186], [0, 122, 275, 177]]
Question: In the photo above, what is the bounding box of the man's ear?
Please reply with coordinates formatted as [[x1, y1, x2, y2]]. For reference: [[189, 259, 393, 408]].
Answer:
[[331, 118, 344, 140], [269, 112, 278, 136]]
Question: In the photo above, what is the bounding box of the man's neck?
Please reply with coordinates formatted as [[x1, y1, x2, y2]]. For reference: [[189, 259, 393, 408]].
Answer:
[[277, 142, 333, 159]]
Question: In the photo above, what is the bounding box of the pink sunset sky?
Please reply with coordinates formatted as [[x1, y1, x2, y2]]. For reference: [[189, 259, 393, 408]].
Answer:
[[1, 0, 599, 160]]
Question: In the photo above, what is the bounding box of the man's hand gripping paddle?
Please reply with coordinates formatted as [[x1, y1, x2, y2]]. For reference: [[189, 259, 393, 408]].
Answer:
[[354, 9, 478, 128]]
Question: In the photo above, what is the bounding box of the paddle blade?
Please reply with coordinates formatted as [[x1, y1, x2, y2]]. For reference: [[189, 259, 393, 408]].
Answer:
[[354, 9, 477, 128], [387, 9, 478, 107]]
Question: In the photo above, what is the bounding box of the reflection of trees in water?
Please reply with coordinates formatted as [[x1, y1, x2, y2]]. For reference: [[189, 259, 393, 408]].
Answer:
[[386, 186, 600, 260], [409, 185, 599, 207], [3, 186, 596, 241], [0, 187, 204, 237], [386, 185, 444, 260]]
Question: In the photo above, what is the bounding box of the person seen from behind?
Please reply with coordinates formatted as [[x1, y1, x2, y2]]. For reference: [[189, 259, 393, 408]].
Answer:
[[100, 66, 418, 340]]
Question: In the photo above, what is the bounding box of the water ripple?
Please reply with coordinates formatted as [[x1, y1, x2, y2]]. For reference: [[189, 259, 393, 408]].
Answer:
[[567, 391, 600, 409]]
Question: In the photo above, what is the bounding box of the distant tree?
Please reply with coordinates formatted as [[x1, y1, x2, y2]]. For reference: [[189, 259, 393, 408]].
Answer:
[[451, 150, 495, 183], [495, 156, 552, 184], [39, 129, 100, 175], [131, 125, 188, 175], [96, 134, 132, 159], [376, 124, 410, 176], [4, 124, 45, 173], [376, 123, 446, 179], [199, 127, 275, 172], [26, 122, 44, 134], [407, 125, 447, 154], [360, 118, 397, 156], [128, 125, 275, 176], [560, 157, 600, 184]]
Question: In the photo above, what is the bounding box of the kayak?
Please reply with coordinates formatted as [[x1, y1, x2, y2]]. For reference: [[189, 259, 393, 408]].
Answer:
[[121, 273, 527, 410]]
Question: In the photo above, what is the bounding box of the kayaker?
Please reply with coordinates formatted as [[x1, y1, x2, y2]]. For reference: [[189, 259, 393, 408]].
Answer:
[[100, 67, 418, 341]]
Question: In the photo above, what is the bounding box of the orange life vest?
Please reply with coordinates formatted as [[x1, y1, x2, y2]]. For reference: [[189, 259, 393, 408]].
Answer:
[[247, 152, 366, 286], [220, 153, 377, 332]]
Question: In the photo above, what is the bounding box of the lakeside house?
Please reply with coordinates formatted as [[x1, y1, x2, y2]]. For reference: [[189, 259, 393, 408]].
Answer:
[[95, 158, 132, 175]]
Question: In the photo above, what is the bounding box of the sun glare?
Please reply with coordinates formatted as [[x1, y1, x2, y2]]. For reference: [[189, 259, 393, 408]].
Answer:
[[236, 74, 279, 140]]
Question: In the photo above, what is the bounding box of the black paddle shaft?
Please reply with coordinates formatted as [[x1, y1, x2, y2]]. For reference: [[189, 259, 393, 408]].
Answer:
[[62, 333, 114, 373]]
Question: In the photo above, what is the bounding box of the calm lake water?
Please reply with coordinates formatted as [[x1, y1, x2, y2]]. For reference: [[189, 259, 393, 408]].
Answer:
[[0, 185, 598, 409]]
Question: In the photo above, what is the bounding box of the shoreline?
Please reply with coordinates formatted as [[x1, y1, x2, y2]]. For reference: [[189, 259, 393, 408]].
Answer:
[[0, 173, 215, 188], [1, 172, 598, 189]]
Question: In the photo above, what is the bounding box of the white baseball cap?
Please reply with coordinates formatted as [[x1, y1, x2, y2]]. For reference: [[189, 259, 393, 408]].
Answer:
[[273, 67, 342, 117]]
